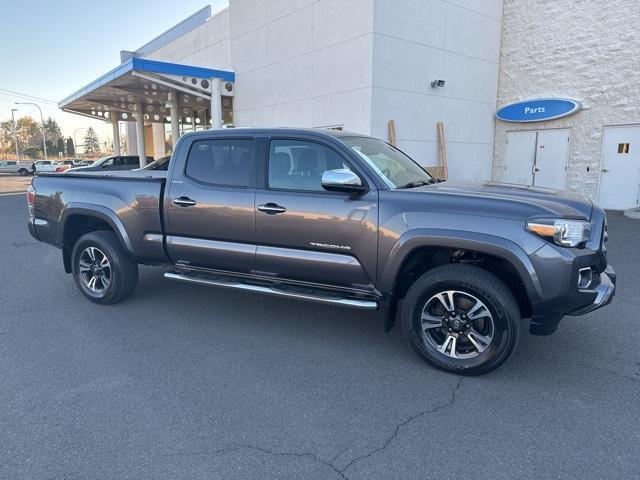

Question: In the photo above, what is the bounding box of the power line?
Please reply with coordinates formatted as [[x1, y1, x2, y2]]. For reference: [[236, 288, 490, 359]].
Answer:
[[0, 87, 58, 105]]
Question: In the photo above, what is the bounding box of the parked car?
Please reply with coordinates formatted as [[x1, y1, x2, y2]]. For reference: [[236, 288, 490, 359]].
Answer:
[[0, 160, 31, 176], [31, 160, 55, 174], [74, 160, 94, 167], [68, 155, 153, 172], [140, 156, 170, 171], [54, 160, 80, 173], [27, 128, 616, 375]]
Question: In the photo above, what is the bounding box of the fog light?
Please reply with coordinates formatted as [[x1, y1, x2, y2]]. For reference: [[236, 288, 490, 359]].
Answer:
[[578, 267, 593, 289]]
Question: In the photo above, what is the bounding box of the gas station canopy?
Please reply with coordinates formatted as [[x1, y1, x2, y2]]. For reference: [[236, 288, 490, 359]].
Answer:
[[58, 57, 235, 126]]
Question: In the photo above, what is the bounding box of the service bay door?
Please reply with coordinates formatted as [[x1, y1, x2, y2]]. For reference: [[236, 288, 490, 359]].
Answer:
[[503, 129, 569, 190], [598, 125, 640, 210]]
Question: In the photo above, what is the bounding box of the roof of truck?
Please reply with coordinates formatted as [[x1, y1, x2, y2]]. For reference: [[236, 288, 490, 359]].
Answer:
[[179, 127, 373, 140]]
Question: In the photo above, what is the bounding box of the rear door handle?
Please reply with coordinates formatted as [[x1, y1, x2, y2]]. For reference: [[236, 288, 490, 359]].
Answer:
[[173, 196, 197, 207], [258, 203, 286, 214], [602, 168, 610, 173]]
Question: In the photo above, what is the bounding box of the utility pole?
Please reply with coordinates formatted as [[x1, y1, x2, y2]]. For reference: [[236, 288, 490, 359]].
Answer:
[[10, 108, 19, 161], [15, 102, 47, 160]]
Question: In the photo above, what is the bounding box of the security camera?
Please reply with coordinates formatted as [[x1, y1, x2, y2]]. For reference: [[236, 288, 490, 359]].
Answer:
[[430, 79, 446, 88]]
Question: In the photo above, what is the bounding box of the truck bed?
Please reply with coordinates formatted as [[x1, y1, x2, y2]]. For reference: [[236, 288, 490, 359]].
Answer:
[[31, 169, 168, 264]]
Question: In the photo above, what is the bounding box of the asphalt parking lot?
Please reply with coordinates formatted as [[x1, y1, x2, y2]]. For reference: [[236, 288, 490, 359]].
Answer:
[[1, 192, 639, 479]]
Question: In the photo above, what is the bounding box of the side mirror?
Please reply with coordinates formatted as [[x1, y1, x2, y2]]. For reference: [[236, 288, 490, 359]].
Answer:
[[321, 169, 367, 194]]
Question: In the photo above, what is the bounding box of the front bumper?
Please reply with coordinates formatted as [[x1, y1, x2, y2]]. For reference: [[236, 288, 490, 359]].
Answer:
[[528, 243, 616, 335], [570, 265, 616, 315]]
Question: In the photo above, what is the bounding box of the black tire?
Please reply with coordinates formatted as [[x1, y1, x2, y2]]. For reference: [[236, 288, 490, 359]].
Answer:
[[71, 230, 138, 304], [18, 168, 28, 176], [401, 264, 520, 375]]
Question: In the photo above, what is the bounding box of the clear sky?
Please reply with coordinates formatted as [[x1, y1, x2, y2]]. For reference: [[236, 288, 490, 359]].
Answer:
[[0, 0, 229, 143]]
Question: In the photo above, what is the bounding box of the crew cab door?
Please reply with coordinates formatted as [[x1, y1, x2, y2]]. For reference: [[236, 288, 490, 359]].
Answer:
[[254, 136, 378, 291], [163, 135, 257, 273]]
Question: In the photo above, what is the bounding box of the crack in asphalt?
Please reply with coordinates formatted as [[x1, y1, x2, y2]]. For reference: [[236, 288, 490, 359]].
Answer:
[[338, 376, 464, 475], [162, 376, 464, 479], [162, 444, 347, 479]]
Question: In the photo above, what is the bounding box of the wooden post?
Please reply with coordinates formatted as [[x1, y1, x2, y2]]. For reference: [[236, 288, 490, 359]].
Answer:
[[437, 121, 448, 180], [387, 120, 397, 146]]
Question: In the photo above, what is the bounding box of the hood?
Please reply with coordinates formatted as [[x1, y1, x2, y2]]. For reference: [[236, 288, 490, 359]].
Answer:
[[412, 180, 593, 219]]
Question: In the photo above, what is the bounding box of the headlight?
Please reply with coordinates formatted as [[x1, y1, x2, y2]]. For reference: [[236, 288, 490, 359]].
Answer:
[[526, 219, 592, 247]]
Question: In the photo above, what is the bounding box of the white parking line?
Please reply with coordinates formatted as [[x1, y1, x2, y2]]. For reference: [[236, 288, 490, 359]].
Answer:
[[0, 192, 25, 197]]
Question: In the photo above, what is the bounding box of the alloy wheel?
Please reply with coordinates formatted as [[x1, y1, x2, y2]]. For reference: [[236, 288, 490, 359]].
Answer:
[[78, 246, 112, 294], [420, 290, 495, 359]]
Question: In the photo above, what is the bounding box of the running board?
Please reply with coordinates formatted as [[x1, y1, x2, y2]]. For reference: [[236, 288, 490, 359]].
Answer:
[[164, 272, 378, 310]]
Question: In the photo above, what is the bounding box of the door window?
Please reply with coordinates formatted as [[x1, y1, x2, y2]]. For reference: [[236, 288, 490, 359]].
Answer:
[[268, 139, 352, 191], [185, 139, 254, 187]]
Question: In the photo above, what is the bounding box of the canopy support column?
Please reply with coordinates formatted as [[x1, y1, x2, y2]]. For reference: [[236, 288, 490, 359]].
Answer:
[[111, 118, 121, 156], [210, 78, 222, 129], [166, 92, 180, 152], [135, 103, 147, 167]]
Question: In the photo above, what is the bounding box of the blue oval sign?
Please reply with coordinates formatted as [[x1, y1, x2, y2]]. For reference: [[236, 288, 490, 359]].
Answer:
[[496, 98, 581, 123]]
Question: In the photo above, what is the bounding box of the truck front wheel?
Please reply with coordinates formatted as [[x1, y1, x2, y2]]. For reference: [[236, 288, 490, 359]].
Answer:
[[401, 264, 520, 375], [71, 231, 138, 304]]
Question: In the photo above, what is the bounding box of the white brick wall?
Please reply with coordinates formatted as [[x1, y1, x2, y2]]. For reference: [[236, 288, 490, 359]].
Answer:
[[494, 0, 640, 199]]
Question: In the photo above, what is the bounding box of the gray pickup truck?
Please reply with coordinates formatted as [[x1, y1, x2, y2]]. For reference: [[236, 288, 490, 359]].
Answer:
[[27, 128, 615, 374]]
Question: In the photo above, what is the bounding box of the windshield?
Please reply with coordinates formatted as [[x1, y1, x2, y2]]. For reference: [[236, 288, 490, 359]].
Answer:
[[341, 137, 434, 188]]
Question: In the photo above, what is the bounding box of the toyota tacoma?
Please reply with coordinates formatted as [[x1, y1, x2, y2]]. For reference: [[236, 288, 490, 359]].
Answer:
[[27, 128, 616, 374]]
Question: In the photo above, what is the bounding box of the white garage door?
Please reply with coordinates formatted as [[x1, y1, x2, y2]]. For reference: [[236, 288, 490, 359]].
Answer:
[[598, 125, 640, 210]]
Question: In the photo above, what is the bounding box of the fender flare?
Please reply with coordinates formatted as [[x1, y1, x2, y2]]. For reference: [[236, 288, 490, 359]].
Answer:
[[379, 228, 543, 304], [58, 203, 134, 254]]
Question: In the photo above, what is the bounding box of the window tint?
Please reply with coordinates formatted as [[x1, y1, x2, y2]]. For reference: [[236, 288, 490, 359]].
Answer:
[[185, 139, 254, 187], [8, 161, 16, 165], [268, 139, 352, 191]]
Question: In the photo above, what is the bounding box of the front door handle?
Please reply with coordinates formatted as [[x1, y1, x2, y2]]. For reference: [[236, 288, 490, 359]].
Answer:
[[602, 168, 610, 173], [173, 196, 197, 207], [258, 203, 286, 214]]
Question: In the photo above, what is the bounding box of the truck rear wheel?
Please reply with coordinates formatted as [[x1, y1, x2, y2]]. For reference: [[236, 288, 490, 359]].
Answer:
[[18, 168, 29, 176], [401, 264, 520, 375], [71, 231, 138, 304]]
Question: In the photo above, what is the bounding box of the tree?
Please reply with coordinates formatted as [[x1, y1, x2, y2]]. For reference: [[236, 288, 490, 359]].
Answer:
[[43, 117, 62, 143], [15, 116, 40, 149], [57, 138, 65, 156], [0, 120, 14, 150], [66, 137, 75, 156], [83, 127, 100, 154]]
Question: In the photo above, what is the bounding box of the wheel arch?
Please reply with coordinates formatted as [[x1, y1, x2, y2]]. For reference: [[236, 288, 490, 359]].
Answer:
[[59, 204, 133, 273], [380, 229, 543, 332]]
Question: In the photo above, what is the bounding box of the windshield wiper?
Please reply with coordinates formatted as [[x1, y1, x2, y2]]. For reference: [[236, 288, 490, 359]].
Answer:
[[396, 180, 431, 189]]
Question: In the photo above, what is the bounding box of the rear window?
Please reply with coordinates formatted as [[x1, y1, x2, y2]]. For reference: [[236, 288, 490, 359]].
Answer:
[[185, 139, 254, 187]]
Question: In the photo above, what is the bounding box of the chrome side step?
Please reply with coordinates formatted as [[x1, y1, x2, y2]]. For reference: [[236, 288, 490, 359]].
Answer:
[[164, 272, 378, 310]]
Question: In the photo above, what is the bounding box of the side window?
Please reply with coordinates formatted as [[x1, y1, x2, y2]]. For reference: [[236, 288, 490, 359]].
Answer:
[[8, 161, 16, 166], [101, 158, 114, 168], [268, 139, 352, 192], [125, 157, 139, 166], [185, 139, 254, 187]]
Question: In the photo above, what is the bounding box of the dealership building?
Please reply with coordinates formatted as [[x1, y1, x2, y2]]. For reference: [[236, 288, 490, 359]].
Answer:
[[60, 0, 640, 210]]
